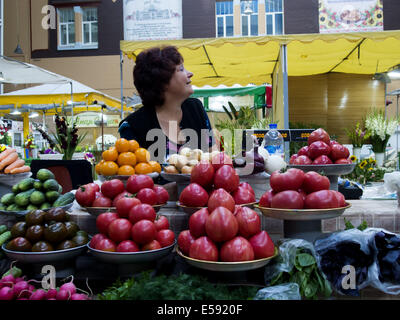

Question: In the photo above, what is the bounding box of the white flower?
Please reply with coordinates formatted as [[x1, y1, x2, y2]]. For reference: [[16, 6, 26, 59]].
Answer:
[[365, 110, 398, 141]]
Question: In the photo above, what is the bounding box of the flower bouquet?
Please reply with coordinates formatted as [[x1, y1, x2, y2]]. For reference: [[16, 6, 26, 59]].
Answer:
[[345, 122, 370, 148], [365, 109, 397, 153]]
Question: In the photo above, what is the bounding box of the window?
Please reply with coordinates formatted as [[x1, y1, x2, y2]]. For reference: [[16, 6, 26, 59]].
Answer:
[[241, 1, 258, 37], [216, 1, 234, 37], [13, 133, 22, 147], [58, 8, 75, 46], [82, 7, 98, 45], [265, 0, 283, 35]]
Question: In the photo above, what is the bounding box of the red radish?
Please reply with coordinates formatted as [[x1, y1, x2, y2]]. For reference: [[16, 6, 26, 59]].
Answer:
[[60, 282, 76, 296], [1, 274, 15, 286], [71, 293, 89, 300], [29, 289, 47, 300], [47, 298, 56, 300], [0, 287, 14, 300], [18, 298, 29, 300], [46, 288, 58, 300], [13, 281, 29, 298], [28, 284, 35, 292], [56, 289, 70, 300], [18, 288, 33, 299], [15, 277, 25, 283]]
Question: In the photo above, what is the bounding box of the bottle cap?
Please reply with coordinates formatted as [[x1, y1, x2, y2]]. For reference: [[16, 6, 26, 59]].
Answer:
[[269, 123, 277, 129]]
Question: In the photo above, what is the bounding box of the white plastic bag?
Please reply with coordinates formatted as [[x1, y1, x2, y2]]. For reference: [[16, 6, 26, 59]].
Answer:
[[254, 283, 301, 300]]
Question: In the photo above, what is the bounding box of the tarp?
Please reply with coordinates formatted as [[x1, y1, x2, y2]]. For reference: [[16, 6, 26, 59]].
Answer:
[[120, 31, 400, 87]]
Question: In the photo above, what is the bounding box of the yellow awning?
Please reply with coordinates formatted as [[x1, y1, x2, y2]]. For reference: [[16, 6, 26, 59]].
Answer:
[[120, 31, 400, 86]]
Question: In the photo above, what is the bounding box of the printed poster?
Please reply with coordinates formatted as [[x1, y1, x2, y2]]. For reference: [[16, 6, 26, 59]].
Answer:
[[319, 0, 383, 33], [123, 0, 182, 40]]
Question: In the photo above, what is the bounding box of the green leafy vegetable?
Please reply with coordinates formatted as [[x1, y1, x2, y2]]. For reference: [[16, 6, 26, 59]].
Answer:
[[344, 217, 368, 231]]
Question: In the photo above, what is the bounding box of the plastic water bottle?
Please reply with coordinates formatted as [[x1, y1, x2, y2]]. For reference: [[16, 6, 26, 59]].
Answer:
[[263, 124, 284, 158]]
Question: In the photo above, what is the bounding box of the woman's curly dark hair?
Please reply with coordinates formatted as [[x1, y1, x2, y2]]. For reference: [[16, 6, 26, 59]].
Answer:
[[133, 46, 183, 108]]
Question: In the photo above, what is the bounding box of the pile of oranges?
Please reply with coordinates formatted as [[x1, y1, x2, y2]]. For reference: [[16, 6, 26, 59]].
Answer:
[[95, 138, 161, 176]]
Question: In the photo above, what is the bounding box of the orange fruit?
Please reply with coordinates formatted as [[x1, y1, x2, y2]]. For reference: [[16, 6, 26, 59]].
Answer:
[[115, 138, 130, 153], [148, 161, 161, 173], [95, 160, 105, 175], [118, 152, 137, 167], [102, 148, 118, 162], [135, 148, 150, 163], [128, 140, 140, 152], [101, 161, 119, 176], [117, 165, 135, 176], [134, 162, 152, 174]]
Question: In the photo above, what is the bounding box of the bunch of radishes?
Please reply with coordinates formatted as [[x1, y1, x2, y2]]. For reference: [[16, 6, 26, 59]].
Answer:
[[0, 267, 91, 300]]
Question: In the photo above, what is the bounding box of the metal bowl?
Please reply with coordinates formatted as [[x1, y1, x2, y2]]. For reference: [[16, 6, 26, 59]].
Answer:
[[255, 202, 352, 221], [240, 202, 257, 209], [176, 202, 206, 215], [87, 240, 176, 264], [2, 242, 88, 264], [0, 202, 74, 217], [83, 203, 165, 217], [160, 172, 191, 183], [0, 172, 32, 187], [98, 172, 159, 183], [176, 246, 278, 272], [288, 163, 356, 176]]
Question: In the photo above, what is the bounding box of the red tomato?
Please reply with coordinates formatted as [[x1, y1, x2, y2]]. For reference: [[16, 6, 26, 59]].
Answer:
[[220, 236, 255, 262], [330, 144, 350, 161], [136, 188, 158, 205], [100, 179, 125, 199], [213, 165, 239, 193], [89, 233, 107, 249], [142, 240, 161, 251], [210, 152, 233, 172], [87, 183, 100, 193], [153, 186, 169, 204], [270, 168, 305, 192], [207, 188, 235, 213], [205, 207, 238, 242], [289, 154, 298, 164], [308, 141, 331, 160], [190, 161, 215, 189], [116, 197, 141, 218], [335, 158, 352, 164], [235, 206, 261, 238], [271, 190, 304, 209], [92, 196, 113, 208], [75, 185, 96, 207], [94, 191, 103, 199], [179, 183, 209, 207], [96, 212, 119, 235], [238, 182, 255, 196], [108, 218, 133, 243], [293, 155, 313, 165], [259, 190, 274, 208], [297, 146, 309, 157], [126, 174, 154, 194], [95, 238, 116, 252], [116, 240, 139, 252], [308, 128, 330, 146], [331, 190, 347, 207], [154, 215, 170, 231], [178, 230, 196, 255], [189, 236, 218, 261], [131, 220, 157, 244], [302, 171, 330, 194], [232, 186, 256, 205], [329, 140, 339, 147], [249, 231, 275, 259], [156, 229, 175, 247], [112, 191, 133, 207], [313, 155, 333, 165], [189, 208, 210, 238], [304, 190, 340, 209], [298, 189, 307, 201], [128, 204, 156, 224]]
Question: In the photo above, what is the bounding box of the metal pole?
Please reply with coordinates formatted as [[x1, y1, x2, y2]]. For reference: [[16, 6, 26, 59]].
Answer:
[[397, 95, 399, 171], [281, 44, 290, 163], [120, 51, 124, 120], [70, 81, 74, 121]]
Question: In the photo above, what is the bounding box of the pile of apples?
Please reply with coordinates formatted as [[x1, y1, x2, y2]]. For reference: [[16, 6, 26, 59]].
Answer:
[[75, 175, 169, 208], [178, 205, 275, 262], [259, 168, 347, 210], [290, 128, 351, 165], [179, 152, 256, 208]]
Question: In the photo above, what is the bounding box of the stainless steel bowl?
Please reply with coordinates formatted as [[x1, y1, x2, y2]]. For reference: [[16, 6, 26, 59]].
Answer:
[[83, 203, 165, 217], [160, 172, 191, 183], [87, 240, 176, 264], [255, 202, 352, 221], [288, 163, 356, 175], [0, 202, 74, 217], [176, 202, 206, 215], [2, 242, 88, 264], [176, 246, 278, 272], [98, 172, 159, 183]]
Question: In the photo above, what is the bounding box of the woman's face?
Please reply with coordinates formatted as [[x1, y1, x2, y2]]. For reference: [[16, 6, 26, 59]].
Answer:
[[165, 63, 194, 99]]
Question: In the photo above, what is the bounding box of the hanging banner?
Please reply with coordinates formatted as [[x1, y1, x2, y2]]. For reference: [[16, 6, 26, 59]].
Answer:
[[319, 0, 383, 33], [67, 112, 121, 128], [123, 0, 183, 41]]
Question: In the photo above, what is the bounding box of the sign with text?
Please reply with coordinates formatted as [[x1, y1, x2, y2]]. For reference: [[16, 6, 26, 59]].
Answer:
[[123, 0, 183, 40], [67, 112, 121, 128], [319, 0, 383, 33]]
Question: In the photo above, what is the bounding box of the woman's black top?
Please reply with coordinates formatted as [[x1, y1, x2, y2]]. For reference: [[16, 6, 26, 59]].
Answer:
[[118, 98, 215, 163]]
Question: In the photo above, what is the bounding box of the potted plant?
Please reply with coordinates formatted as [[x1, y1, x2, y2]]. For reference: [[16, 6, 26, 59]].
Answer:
[[345, 122, 370, 161], [364, 108, 398, 167]]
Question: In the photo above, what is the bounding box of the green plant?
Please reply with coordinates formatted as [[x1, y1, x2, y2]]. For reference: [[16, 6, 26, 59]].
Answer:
[[344, 218, 368, 231], [343, 156, 387, 184]]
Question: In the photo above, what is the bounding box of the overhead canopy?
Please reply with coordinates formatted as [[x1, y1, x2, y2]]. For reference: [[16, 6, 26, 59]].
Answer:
[[121, 31, 400, 87], [0, 56, 68, 84], [0, 79, 129, 115]]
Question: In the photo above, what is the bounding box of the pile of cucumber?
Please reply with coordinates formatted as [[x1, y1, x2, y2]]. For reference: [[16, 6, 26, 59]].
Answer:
[[0, 169, 75, 212], [0, 225, 11, 258]]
